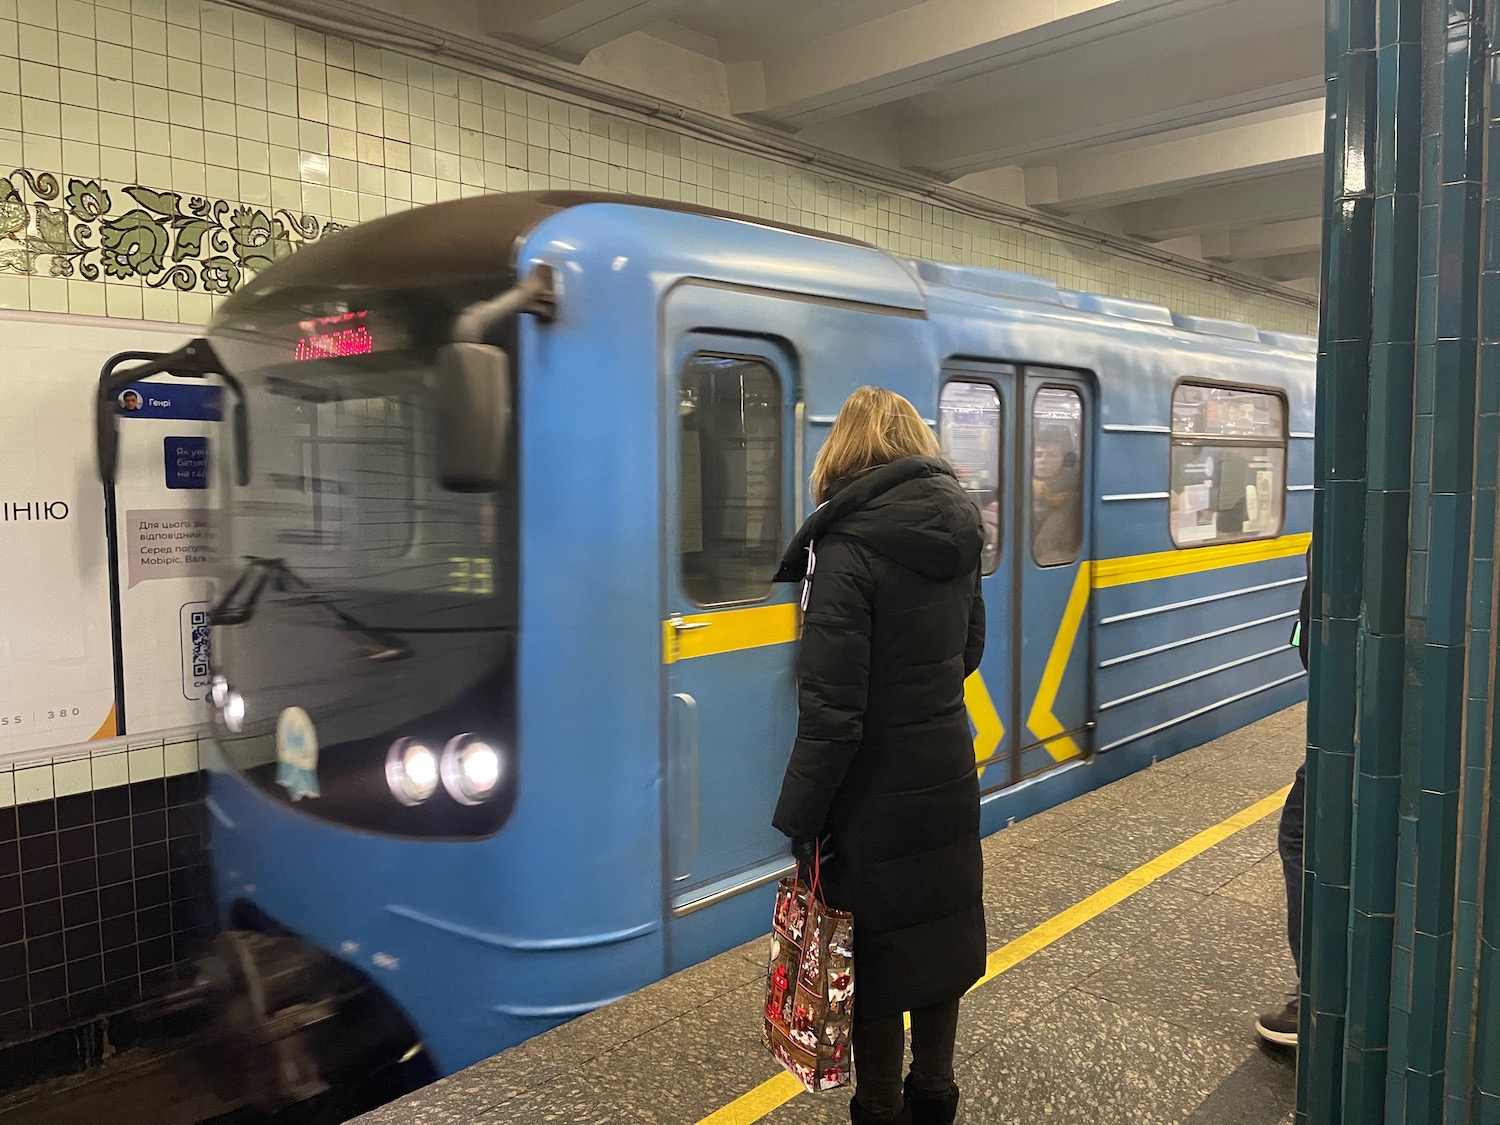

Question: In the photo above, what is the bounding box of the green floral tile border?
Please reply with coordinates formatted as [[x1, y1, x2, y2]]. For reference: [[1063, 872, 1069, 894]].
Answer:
[[0, 169, 345, 296], [0, 165, 1314, 334]]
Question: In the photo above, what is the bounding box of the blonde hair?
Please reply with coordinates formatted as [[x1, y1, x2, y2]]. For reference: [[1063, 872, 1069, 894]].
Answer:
[[810, 386, 941, 504]]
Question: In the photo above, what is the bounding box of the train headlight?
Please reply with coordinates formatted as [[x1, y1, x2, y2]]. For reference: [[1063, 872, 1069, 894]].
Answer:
[[386, 738, 439, 805], [441, 735, 503, 805], [222, 690, 246, 733]]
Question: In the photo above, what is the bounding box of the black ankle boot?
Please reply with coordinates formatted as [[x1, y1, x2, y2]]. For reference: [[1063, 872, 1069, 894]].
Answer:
[[903, 1076, 960, 1125], [849, 1094, 913, 1125]]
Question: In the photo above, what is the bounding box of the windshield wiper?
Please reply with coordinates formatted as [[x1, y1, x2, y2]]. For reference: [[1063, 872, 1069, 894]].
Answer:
[[209, 556, 275, 626], [209, 556, 410, 662]]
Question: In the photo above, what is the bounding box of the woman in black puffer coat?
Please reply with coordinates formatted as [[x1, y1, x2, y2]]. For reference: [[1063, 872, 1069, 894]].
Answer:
[[772, 387, 987, 1125]]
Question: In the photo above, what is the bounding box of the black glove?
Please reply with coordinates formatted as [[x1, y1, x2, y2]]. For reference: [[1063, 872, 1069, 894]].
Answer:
[[791, 837, 817, 867]]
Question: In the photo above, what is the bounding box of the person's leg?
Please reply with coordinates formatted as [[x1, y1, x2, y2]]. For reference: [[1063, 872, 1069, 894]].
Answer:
[[906, 999, 962, 1124], [906, 999, 961, 1093], [1256, 761, 1306, 1047], [1280, 761, 1307, 975], [852, 1012, 908, 1122]]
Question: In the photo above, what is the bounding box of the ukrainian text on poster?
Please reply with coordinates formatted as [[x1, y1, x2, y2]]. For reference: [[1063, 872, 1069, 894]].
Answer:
[[126, 509, 219, 588]]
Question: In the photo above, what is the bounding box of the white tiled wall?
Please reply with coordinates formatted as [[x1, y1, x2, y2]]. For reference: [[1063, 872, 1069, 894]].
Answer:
[[0, 0, 1318, 336], [0, 730, 200, 807]]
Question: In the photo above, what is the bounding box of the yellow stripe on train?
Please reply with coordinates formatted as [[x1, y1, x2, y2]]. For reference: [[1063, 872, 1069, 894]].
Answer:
[[661, 532, 1310, 664], [1023, 531, 1310, 756], [662, 602, 801, 664], [662, 533, 1308, 771], [1092, 532, 1311, 588]]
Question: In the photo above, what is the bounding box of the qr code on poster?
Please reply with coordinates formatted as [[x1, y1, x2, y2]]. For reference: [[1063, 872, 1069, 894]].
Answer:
[[180, 602, 215, 703], [190, 610, 211, 678]]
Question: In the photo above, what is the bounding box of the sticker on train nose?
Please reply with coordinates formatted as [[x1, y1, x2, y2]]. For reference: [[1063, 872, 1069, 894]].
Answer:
[[276, 706, 321, 801]]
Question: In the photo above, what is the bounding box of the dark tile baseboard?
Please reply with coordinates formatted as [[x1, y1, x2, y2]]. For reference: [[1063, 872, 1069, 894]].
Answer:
[[0, 771, 215, 1047]]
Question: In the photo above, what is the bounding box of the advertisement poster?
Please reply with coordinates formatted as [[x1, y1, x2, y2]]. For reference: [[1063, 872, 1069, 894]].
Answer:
[[111, 376, 222, 735], [0, 311, 212, 759]]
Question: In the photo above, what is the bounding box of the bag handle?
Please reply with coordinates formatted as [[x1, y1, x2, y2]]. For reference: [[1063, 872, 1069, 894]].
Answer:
[[809, 840, 825, 905]]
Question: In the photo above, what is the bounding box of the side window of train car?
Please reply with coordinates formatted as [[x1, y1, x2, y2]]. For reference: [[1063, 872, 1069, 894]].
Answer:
[[678, 354, 784, 605], [1169, 383, 1286, 547], [938, 381, 1002, 575], [1031, 386, 1085, 567]]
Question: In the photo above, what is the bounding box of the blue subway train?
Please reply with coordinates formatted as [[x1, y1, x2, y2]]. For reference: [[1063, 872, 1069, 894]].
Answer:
[[95, 192, 1313, 1085]]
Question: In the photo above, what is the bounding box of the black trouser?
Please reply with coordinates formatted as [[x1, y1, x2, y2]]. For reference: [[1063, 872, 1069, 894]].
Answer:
[[1279, 761, 1306, 977], [852, 999, 962, 1120]]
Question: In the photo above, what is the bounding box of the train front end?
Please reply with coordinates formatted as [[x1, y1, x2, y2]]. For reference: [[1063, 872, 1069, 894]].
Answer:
[[184, 199, 585, 1080]]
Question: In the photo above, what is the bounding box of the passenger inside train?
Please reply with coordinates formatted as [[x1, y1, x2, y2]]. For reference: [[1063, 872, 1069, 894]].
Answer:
[[1030, 423, 1083, 566]]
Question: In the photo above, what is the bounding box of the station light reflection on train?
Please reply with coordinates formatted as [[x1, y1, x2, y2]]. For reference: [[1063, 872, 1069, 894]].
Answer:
[[210, 675, 247, 733]]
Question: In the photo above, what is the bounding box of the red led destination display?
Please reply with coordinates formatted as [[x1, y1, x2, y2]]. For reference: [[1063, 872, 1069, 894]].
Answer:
[[294, 311, 377, 361]]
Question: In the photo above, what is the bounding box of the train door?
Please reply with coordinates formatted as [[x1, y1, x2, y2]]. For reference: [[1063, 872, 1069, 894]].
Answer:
[[663, 332, 801, 962], [936, 365, 1017, 790], [1015, 368, 1094, 779]]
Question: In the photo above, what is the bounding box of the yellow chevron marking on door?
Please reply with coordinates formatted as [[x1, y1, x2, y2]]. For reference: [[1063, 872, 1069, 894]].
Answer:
[[965, 670, 1004, 777], [1025, 564, 1092, 762]]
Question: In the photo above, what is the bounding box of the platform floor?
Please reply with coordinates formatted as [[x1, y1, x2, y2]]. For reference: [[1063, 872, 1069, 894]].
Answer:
[[354, 706, 1307, 1125]]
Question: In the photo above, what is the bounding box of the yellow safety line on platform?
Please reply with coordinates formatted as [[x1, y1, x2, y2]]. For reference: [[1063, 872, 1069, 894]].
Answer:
[[695, 783, 1293, 1125]]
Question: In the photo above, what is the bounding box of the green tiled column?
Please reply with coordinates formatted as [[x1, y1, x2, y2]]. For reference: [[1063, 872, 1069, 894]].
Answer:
[[1446, 9, 1500, 1107], [1390, 5, 1483, 1120], [1303, 0, 1377, 1118], [1341, 0, 1424, 1118], [1468, 4, 1500, 1115], [1310, 0, 1498, 1122]]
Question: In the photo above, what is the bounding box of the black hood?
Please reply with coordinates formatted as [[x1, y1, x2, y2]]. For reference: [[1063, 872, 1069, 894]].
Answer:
[[774, 456, 984, 584]]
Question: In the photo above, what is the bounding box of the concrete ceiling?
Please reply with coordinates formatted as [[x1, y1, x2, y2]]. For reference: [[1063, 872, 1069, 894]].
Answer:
[[298, 0, 1328, 294]]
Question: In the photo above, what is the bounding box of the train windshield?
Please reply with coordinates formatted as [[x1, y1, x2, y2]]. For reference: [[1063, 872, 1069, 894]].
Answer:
[[202, 283, 520, 838], [209, 304, 513, 632]]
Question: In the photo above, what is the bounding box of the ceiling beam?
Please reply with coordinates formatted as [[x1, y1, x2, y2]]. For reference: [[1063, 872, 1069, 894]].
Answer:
[[728, 0, 1222, 128], [1248, 250, 1322, 282], [491, 0, 694, 61], [905, 23, 1320, 176], [1024, 102, 1324, 212], [1090, 166, 1324, 240], [1200, 216, 1323, 261]]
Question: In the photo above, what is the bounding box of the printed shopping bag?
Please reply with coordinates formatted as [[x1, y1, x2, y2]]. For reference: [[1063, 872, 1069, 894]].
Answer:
[[760, 854, 854, 1093]]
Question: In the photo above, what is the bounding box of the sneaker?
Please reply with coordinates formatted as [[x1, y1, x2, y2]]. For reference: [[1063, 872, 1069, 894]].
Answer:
[[1255, 994, 1299, 1047]]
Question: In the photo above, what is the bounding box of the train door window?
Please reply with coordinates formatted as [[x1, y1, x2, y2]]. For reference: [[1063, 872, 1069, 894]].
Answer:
[[678, 353, 784, 605], [1169, 383, 1285, 546], [938, 381, 1002, 575], [1031, 386, 1084, 567]]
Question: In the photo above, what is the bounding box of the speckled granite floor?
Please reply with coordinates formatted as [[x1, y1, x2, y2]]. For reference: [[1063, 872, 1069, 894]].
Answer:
[[353, 706, 1306, 1125]]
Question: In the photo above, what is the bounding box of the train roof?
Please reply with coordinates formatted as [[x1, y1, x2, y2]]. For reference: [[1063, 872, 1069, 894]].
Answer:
[[907, 260, 1317, 356], [218, 191, 872, 316], [219, 191, 1317, 357]]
